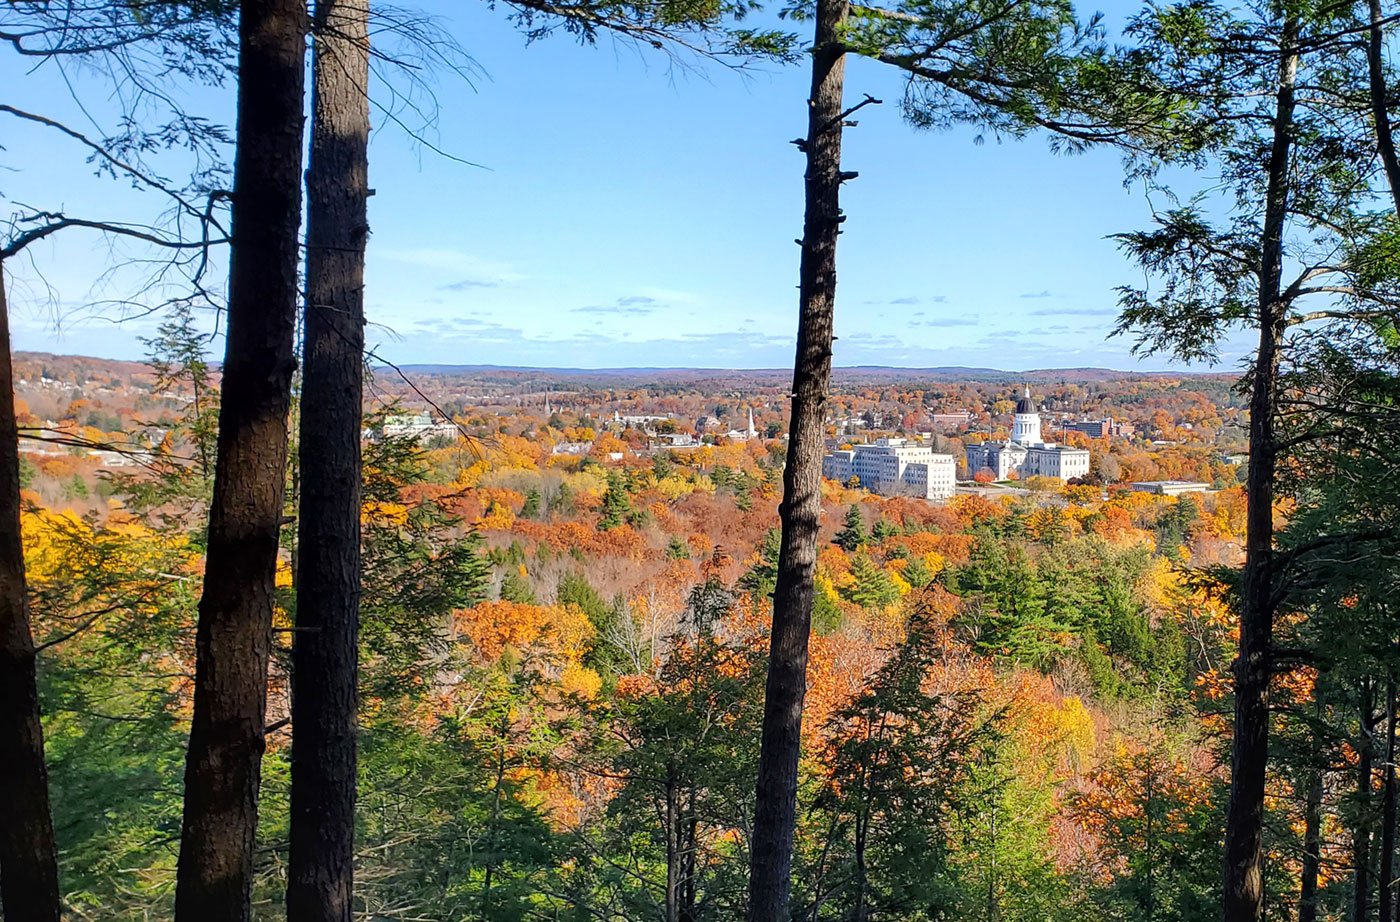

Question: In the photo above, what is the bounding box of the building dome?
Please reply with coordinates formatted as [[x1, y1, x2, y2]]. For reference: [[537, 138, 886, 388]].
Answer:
[[1015, 385, 1036, 415]]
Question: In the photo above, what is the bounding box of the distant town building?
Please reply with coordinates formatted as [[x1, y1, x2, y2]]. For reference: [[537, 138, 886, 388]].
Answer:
[[612, 412, 671, 430], [1129, 480, 1210, 496], [928, 410, 975, 429], [964, 387, 1091, 481], [1061, 417, 1135, 439], [725, 409, 759, 441], [371, 413, 458, 444], [822, 437, 957, 500]]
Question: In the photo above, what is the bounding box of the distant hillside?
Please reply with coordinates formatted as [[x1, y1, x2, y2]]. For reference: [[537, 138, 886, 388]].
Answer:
[[385, 363, 1222, 387], [12, 352, 1230, 389], [13, 352, 161, 386]]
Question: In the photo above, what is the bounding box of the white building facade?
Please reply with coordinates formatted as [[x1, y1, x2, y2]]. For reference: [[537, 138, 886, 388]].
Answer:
[[823, 437, 957, 500], [964, 387, 1091, 482]]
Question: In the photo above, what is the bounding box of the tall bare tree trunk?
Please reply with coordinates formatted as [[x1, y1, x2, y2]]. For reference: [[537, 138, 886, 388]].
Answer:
[[0, 259, 61, 922], [173, 2, 306, 920], [748, 1, 848, 917], [1301, 685, 1326, 922], [1365, 0, 1400, 215], [287, 0, 369, 920], [1358, 702, 1377, 922], [1380, 681, 1396, 922], [666, 764, 680, 922], [1223, 21, 1296, 922]]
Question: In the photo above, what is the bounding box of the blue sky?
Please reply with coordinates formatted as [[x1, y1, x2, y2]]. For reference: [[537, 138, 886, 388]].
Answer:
[[0, 0, 1257, 372]]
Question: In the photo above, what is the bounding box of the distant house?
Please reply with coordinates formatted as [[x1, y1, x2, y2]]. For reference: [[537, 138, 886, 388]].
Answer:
[[612, 412, 671, 431], [1062, 417, 1135, 439], [370, 413, 458, 444], [928, 410, 975, 429], [1129, 480, 1210, 496]]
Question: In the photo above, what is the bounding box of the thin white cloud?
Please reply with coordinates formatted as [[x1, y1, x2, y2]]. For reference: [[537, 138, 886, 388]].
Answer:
[[379, 248, 527, 283]]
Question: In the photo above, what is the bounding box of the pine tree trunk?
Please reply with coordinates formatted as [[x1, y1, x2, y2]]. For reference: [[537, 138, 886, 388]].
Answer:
[[1222, 21, 1296, 922], [749, 1, 848, 916], [1380, 681, 1396, 922], [0, 259, 62, 922], [173, 2, 306, 920], [666, 764, 680, 922], [1301, 685, 1326, 922], [286, 0, 369, 919], [1301, 763, 1323, 922], [682, 790, 698, 922], [1358, 707, 1376, 922], [1365, 0, 1400, 215]]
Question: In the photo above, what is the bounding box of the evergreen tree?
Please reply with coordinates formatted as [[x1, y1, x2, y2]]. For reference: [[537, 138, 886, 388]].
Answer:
[[834, 505, 868, 551], [576, 597, 764, 922], [903, 556, 934, 589], [844, 554, 900, 610], [598, 472, 630, 531], [1108, 2, 1400, 910], [739, 528, 782, 601], [521, 487, 541, 519], [288, 1, 373, 915], [176, 1, 308, 917], [499, 570, 537, 605], [802, 605, 998, 922]]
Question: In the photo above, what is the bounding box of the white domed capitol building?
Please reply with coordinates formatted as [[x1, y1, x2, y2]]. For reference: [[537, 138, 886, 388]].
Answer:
[[964, 387, 1091, 481]]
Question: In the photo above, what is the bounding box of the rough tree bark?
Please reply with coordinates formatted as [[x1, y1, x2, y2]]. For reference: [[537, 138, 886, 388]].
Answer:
[[1357, 697, 1376, 922], [1300, 686, 1325, 922], [1366, 0, 1400, 216], [748, 2, 850, 917], [173, 1, 306, 920], [1222, 21, 1296, 922], [286, 0, 369, 919], [0, 258, 62, 922], [1380, 681, 1396, 922]]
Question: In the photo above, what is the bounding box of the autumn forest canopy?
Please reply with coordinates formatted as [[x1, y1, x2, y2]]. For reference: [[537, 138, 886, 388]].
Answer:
[[6, 1, 1400, 922]]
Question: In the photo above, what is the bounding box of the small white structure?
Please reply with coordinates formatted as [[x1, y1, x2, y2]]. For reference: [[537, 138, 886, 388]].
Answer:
[[726, 409, 759, 441], [1129, 480, 1210, 496], [964, 387, 1091, 481], [371, 413, 459, 444], [823, 437, 957, 500]]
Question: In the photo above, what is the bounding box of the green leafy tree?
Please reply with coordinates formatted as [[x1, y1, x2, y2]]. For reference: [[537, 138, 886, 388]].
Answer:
[[1071, 741, 1224, 922], [739, 528, 782, 601], [18, 455, 36, 490], [799, 607, 998, 921], [572, 590, 765, 922], [558, 571, 629, 678], [812, 585, 844, 635]]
